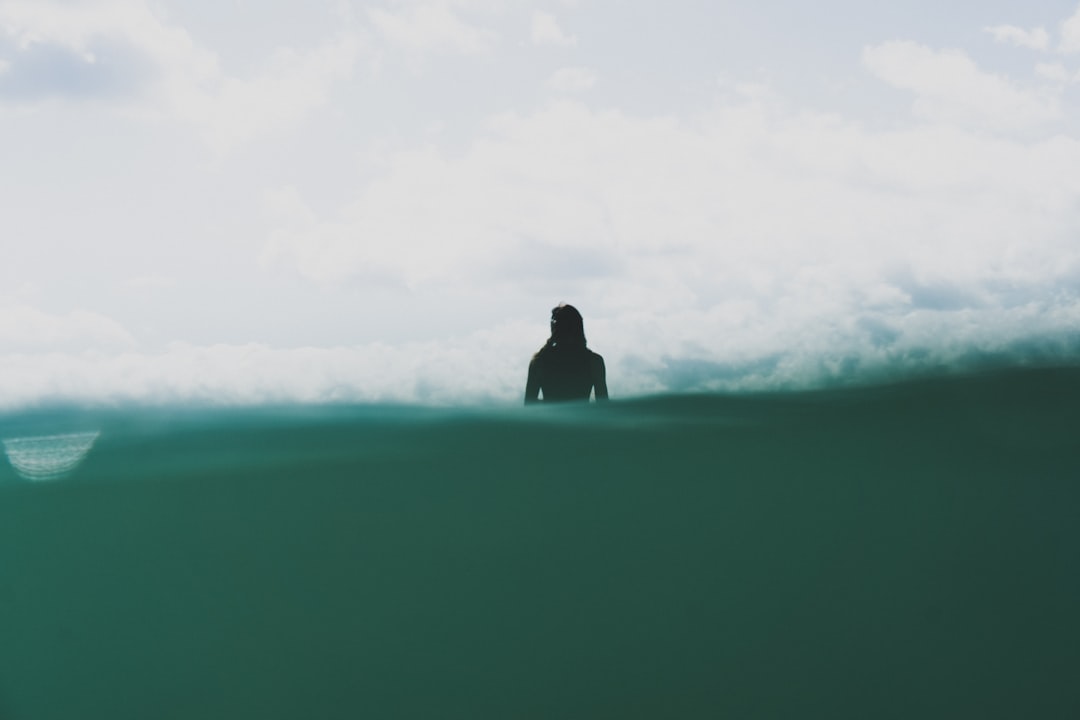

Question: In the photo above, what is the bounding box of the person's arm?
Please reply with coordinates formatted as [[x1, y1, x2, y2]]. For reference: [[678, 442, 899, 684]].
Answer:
[[524, 357, 541, 405], [591, 354, 608, 401]]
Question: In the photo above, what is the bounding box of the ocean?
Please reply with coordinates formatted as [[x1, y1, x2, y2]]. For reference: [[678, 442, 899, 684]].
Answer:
[[1, 365, 1078, 718]]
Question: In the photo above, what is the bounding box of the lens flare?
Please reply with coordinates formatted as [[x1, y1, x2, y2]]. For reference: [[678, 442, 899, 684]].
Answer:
[[2, 431, 100, 481]]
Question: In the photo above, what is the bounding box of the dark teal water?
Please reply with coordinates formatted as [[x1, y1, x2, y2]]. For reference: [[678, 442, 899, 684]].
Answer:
[[1, 366, 1079, 718]]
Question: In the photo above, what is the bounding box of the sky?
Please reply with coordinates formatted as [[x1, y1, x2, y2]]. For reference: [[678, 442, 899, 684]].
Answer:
[[2, 0, 1080, 406]]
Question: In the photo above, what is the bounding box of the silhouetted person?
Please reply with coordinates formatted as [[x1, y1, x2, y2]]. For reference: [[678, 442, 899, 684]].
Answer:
[[525, 304, 608, 404]]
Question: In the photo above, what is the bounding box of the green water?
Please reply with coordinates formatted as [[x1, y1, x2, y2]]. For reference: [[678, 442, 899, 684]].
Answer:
[[1, 366, 1079, 718]]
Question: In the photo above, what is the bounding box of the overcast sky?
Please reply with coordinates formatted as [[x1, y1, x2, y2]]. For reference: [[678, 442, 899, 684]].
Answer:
[[2, 0, 1080, 406]]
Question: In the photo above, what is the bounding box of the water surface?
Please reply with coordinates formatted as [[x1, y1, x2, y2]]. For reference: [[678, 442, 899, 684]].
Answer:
[[1, 366, 1078, 718]]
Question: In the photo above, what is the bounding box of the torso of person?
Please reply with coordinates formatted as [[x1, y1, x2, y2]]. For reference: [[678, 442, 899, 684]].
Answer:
[[530, 347, 603, 401]]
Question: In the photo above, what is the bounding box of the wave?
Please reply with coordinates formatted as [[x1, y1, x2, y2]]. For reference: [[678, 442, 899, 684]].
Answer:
[[0, 364, 1077, 716]]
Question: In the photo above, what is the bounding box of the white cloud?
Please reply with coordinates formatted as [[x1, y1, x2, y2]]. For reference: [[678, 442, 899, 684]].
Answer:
[[0, 58, 10, 74], [0, 0, 220, 92], [983, 24, 1050, 50], [173, 34, 358, 153], [265, 97, 1080, 286], [5, 3, 1080, 409], [0, 304, 136, 352], [547, 66, 595, 93], [0, 0, 359, 151], [1061, 4, 1080, 54], [862, 41, 1060, 131], [257, 94, 1080, 401], [368, 2, 497, 56], [128, 274, 178, 290], [531, 10, 576, 46], [1035, 62, 1070, 83]]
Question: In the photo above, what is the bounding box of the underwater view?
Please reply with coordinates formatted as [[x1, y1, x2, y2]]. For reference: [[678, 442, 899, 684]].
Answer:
[[1, 364, 1078, 718]]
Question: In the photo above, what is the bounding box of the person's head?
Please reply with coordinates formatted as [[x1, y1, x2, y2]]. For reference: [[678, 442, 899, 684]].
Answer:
[[549, 304, 586, 348]]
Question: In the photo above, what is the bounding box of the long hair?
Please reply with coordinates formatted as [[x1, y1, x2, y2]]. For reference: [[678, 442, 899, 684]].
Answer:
[[544, 303, 586, 351]]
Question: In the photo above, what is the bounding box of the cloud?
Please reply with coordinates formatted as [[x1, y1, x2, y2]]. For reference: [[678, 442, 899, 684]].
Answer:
[[862, 41, 1060, 131], [531, 10, 576, 46], [257, 91, 1080, 403], [368, 1, 497, 56], [983, 25, 1050, 50], [265, 96, 1080, 287], [0, 0, 359, 151], [127, 274, 178, 290], [5, 5, 1080, 409], [0, 304, 137, 352], [174, 34, 358, 153], [1035, 62, 1071, 83], [547, 66, 596, 93], [1061, 4, 1080, 54], [0, 0, 183, 102], [0, 0, 218, 96], [0, 36, 152, 101]]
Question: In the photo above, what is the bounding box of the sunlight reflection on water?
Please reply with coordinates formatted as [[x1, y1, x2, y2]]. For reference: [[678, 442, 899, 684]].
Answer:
[[2, 431, 100, 481]]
